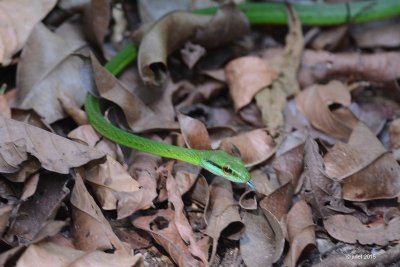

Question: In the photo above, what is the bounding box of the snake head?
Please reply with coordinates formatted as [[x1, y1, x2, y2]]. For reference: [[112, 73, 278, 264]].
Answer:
[[200, 150, 251, 184]]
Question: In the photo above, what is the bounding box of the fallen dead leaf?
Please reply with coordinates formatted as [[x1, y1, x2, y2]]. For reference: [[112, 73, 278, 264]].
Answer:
[[324, 122, 400, 201], [204, 177, 243, 265], [83, 0, 109, 51], [389, 118, 400, 150], [0, 93, 11, 118], [324, 214, 400, 246], [284, 200, 315, 267], [132, 209, 203, 267], [166, 166, 208, 265], [180, 42, 206, 69], [16, 242, 143, 267], [0, 0, 57, 65], [173, 162, 201, 196], [255, 5, 303, 132], [57, 90, 88, 126], [177, 112, 212, 150], [138, 4, 249, 86], [295, 80, 358, 140], [225, 56, 277, 111], [71, 172, 128, 254], [310, 26, 348, 51], [0, 117, 104, 174], [85, 155, 141, 218], [91, 54, 178, 132], [218, 129, 276, 167], [240, 211, 278, 267], [15, 23, 87, 123], [302, 138, 353, 219]]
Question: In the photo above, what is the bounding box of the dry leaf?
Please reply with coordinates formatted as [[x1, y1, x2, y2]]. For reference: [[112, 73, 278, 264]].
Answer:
[[324, 122, 400, 201], [324, 214, 400, 246], [132, 209, 203, 267], [177, 112, 212, 150], [311, 26, 348, 51], [85, 155, 141, 218], [71, 172, 128, 254], [218, 129, 276, 167], [91, 54, 178, 132], [16, 23, 87, 123], [173, 162, 201, 196], [240, 211, 277, 267], [16, 242, 143, 267], [0, 0, 57, 65], [5, 173, 69, 245], [284, 200, 315, 267], [389, 119, 400, 150], [295, 80, 358, 140], [225, 56, 277, 111], [83, 0, 110, 50], [57, 90, 88, 126], [166, 167, 208, 265], [0, 93, 11, 118], [204, 177, 243, 265], [0, 117, 104, 174], [255, 5, 303, 131], [138, 4, 249, 86], [302, 138, 353, 219], [180, 42, 206, 69]]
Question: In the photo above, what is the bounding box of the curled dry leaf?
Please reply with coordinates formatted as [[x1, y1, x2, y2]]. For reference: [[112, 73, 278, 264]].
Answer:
[[256, 5, 303, 131], [0, 117, 104, 174], [85, 155, 141, 218], [324, 122, 400, 201], [204, 177, 243, 265], [295, 80, 358, 140], [240, 211, 278, 267], [57, 90, 87, 126], [324, 214, 400, 246], [173, 162, 201, 196], [0, 0, 57, 65], [132, 209, 203, 267], [302, 138, 353, 219], [225, 56, 277, 111], [389, 118, 400, 150], [299, 50, 400, 87], [177, 113, 212, 150], [310, 26, 348, 51], [166, 168, 208, 265], [71, 173, 128, 254], [0, 93, 11, 118], [218, 129, 276, 167], [83, 0, 109, 50], [138, 4, 249, 86], [180, 42, 206, 69], [5, 173, 69, 245], [284, 200, 315, 267], [91, 54, 178, 132], [16, 23, 87, 123], [16, 242, 143, 267]]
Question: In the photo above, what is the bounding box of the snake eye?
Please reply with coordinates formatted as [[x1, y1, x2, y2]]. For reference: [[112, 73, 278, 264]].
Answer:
[[222, 165, 232, 175]]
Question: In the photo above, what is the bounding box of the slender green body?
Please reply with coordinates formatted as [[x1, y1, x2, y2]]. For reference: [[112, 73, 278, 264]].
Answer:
[[86, 1, 400, 187]]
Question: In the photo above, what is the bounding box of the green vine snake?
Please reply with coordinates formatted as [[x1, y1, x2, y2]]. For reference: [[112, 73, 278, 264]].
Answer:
[[85, 0, 400, 189]]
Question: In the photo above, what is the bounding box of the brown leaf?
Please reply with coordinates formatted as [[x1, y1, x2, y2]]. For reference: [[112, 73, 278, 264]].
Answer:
[[57, 90, 88, 126], [187, 175, 209, 207], [225, 56, 277, 111], [311, 26, 348, 51], [16, 242, 143, 267], [71, 172, 128, 253], [132, 209, 203, 267], [295, 80, 358, 140], [273, 143, 304, 189], [177, 112, 211, 150], [255, 5, 303, 131], [324, 122, 400, 201], [138, 4, 249, 86], [91, 54, 178, 132], [166, 167, 208, 265], [83, 0, 110, 50], [218, 129, 276, 167], [173, 162, 201, 196], [16, 23, 87, 123], [204, 177, 243, 265], [4, 173, 69, 245], [240, 211, 278, 267], [0, 0, 57, 65], [0, 93, 11, 118], [0, 117, 104, 174], [85, 155, 141, 217], [389, 118, 400, 150], [324, 214, 400, 246], [284, 200, 315, 267], [302, 138, 353, 219]]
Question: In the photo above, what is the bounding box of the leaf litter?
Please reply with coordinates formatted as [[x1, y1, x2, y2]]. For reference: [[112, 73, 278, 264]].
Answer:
[[1, 1, 400, 266]]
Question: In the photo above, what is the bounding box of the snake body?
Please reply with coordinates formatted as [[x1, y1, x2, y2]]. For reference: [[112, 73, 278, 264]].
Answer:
[[85, 1, 400, 187]]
